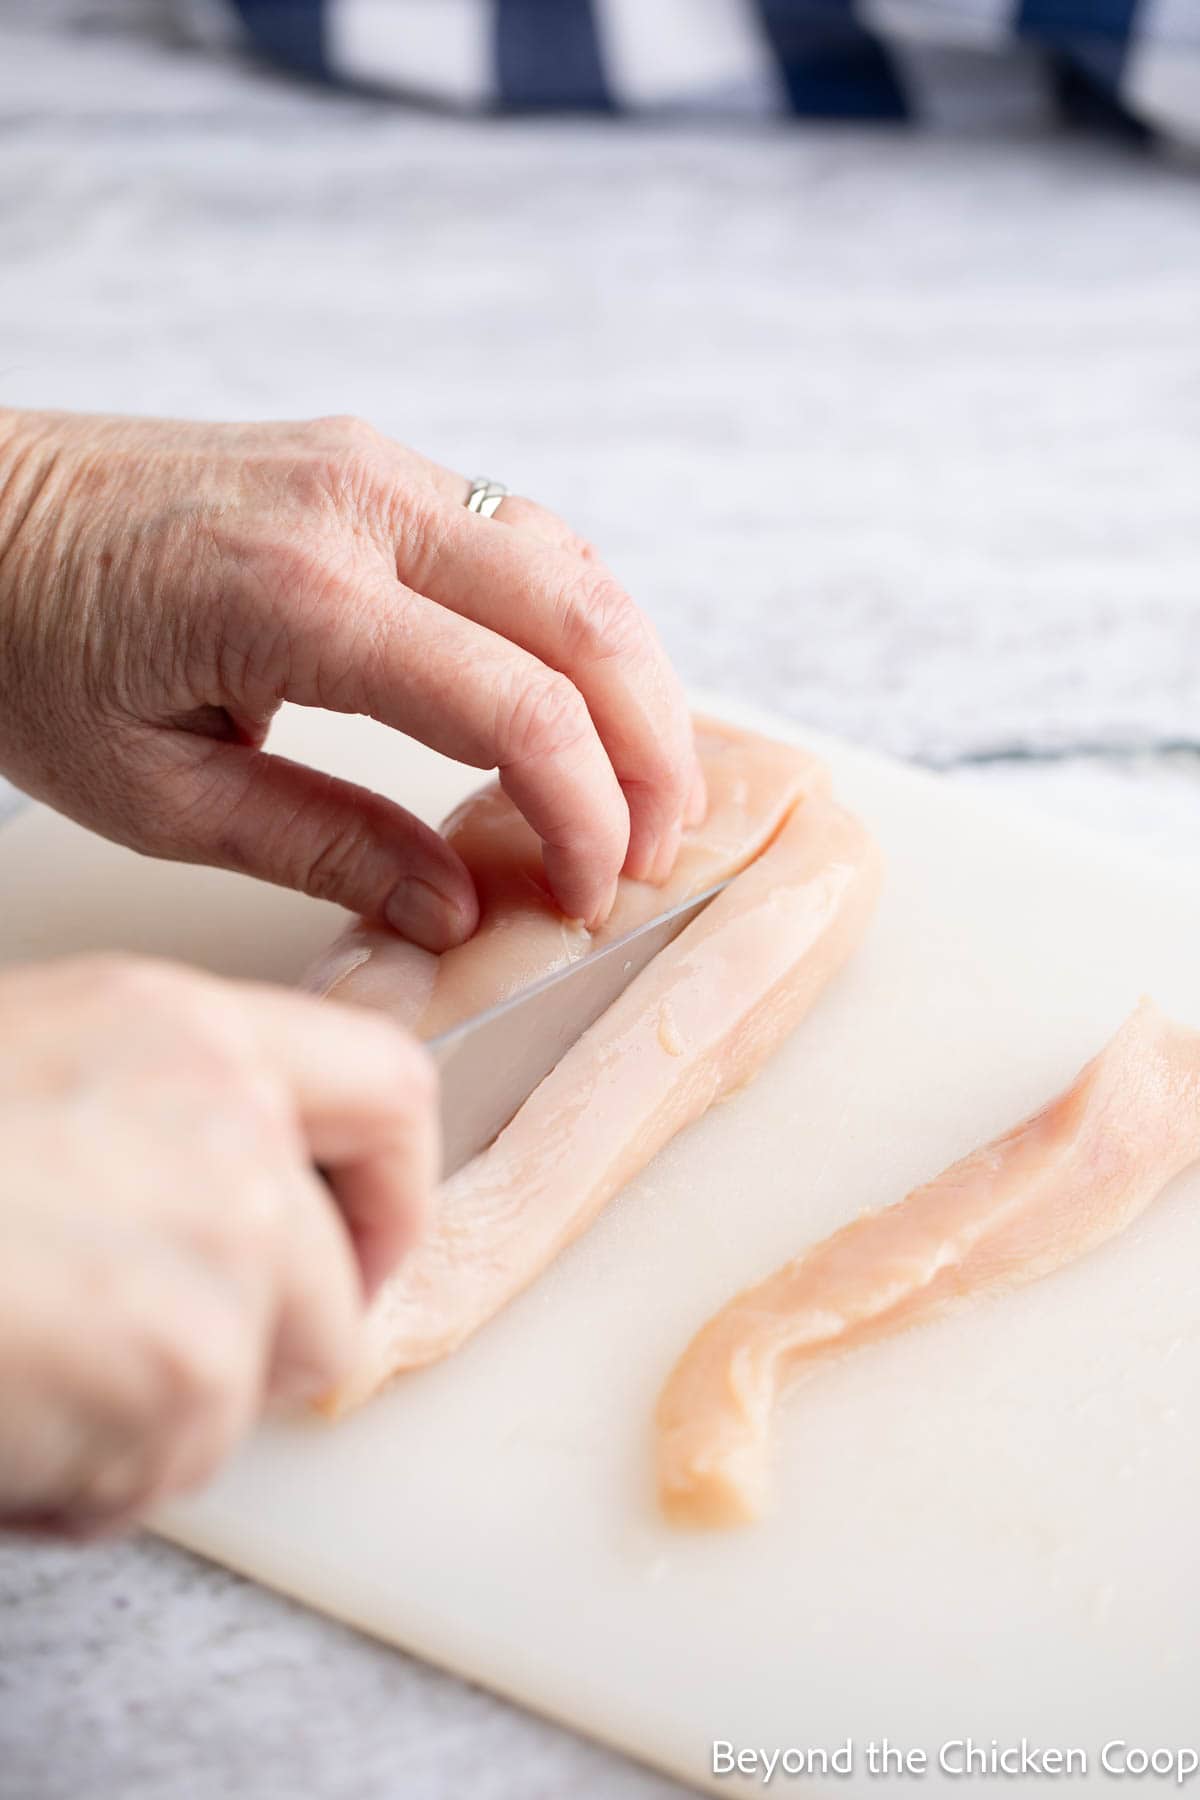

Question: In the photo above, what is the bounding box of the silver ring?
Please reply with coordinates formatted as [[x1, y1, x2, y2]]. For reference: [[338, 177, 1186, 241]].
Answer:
[[465, 476, 507, 519]]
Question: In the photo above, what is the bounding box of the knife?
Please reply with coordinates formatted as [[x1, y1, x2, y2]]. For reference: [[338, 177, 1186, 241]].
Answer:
[[427, 878, 731, 1178]]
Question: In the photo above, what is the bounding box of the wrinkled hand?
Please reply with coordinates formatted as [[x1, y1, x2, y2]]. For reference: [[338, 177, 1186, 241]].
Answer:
[[0, 410, 702, 947], [0, 954, 436, 1537]]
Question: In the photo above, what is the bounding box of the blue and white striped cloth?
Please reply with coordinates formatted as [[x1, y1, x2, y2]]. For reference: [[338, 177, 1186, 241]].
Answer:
[[183, 1, 1200, 146]]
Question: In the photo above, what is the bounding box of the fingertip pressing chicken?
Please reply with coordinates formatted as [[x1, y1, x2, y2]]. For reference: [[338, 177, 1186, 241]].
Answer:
[[306, 720, 832, 1039], [656, 1000, 1200, 1528]]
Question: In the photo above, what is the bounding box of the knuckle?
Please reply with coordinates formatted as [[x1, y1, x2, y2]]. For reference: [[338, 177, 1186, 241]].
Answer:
[[192, 1165, 288, 1272], [313, 415, 383, 484], [251, 531, 358, 605], [323, 1005, 436, 1112], [502, 671, 591, 768], [134, 997, 289, 1142], [392, 489, 447, 591], [310, 412, 380, 450], [206, 1085, 295, 1183], [77, 953, 189, 1018], [77, 1264, 255, 1494], [170, 1419, 242, 1500], [150, 1304, 252, 1430], [295, 416, 386, 488], [153, 980, 244, 1059], [70, 1446, 158, 1533], [561, 570, 646, 663], [308, 450, 377, 514], [261, 417, 392, 530], [296, 815, 379, 907]]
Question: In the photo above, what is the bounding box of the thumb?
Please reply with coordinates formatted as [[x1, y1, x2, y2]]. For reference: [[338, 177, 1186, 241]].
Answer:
[[156, 739, 479, 951]]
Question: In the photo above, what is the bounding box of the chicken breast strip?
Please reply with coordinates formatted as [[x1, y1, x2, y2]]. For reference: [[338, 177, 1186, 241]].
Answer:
[[305, 720, 883, 1411], [657, 999, 1200, 1528]]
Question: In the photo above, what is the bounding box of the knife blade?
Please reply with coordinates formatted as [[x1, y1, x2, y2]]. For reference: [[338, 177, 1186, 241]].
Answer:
[[427, 878, 731, 1178]]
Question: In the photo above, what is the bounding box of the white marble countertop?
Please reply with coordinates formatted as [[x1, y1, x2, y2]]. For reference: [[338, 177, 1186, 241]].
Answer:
[[2, 5, 1199, 1797]]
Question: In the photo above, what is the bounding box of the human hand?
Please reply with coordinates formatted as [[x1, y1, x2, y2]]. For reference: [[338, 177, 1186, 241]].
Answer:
[[0, 410, 703, 947], [0, 954, 435, 1537]]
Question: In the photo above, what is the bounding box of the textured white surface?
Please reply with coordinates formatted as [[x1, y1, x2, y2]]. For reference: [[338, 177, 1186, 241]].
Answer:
[[2, 5, 1200, 1799]]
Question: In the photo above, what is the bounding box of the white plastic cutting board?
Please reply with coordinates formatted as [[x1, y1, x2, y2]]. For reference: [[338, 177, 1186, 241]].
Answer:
[[3, 697, 1199, 1795]]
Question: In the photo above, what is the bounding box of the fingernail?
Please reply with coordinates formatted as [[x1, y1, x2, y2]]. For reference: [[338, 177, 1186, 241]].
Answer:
[[385, 876, 473, 952], [685, 763, 708, 829], [651, 817, 683, 886], [586, 876, 620, 931]]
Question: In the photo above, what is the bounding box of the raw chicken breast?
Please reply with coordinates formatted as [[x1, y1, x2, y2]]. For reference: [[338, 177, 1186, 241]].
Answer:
[[305, 720, 883, 1411], [657, 1000, 1200, 1528], [307, 719, 830, 1037]]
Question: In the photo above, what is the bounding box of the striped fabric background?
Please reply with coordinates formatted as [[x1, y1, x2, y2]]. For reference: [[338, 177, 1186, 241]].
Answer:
[[199, 1, 1200, 144]]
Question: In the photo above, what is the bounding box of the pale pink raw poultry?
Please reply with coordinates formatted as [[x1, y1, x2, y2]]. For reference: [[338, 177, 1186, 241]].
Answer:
[[657, 1000, 1200, 1528], [304, 719, 883, 1411]]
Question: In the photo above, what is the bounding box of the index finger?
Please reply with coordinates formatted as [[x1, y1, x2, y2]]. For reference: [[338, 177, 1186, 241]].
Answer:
[[296, 575, 631, 926]]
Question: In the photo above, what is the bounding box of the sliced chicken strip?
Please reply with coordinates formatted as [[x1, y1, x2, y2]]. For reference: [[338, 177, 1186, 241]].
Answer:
[[326, 799, 881, 1409], [657, 1000, 1200, 1528], [305, 722, 881, 1412]]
